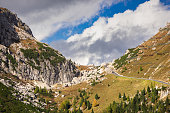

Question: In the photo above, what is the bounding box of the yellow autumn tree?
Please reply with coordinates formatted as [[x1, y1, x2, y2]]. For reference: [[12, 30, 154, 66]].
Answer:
[[81, 102, 87, 110], [92, 99, 98, 107]]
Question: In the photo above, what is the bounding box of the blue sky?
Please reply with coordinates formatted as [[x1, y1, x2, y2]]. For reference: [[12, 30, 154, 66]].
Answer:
[[42, 0, 170, 44], [42, 0, 152, 44]]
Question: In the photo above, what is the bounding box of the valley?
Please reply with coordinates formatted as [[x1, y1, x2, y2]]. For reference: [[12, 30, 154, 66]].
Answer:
[[0, 7, 169, 113]]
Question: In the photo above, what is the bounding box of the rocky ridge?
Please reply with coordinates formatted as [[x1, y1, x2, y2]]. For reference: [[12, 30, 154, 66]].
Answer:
[[0, 7, 80, 86]]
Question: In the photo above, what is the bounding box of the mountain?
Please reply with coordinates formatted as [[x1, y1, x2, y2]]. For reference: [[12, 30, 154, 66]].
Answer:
[[113, 23, 170, 83], [0, 7, 169, 113], [0, 7, 80, 86]]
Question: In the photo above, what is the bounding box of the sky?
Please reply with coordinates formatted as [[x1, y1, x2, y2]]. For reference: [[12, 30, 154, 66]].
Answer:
[[1, 0, 170, 65]]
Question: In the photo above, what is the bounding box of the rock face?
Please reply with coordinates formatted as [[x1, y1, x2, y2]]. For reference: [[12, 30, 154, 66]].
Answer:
[[0, 8, 33, 47], [0, 7, 80, 85]]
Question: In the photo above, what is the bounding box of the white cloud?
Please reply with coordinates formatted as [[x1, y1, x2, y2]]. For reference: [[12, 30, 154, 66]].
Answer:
[[0, 0, 122, 40], [51, 0, 170, 65]]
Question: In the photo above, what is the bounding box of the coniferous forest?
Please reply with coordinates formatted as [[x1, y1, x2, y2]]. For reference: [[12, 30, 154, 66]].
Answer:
[[104, 85, 169, 113]]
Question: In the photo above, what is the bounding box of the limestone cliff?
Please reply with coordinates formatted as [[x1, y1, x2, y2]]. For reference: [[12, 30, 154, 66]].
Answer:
[[0, 7, 80, 85]]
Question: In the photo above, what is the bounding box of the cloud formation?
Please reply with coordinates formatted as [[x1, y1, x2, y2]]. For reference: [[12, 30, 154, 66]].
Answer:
[[0, 0, 122, 40], [51, 0, 170, 65]]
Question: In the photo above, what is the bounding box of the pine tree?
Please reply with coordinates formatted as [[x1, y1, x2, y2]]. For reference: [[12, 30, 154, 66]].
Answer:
[[137, 90, 139, 95], [161, 86, 166, 91], [79, 98, 84, 107], [147, 86, 151, 94], [95, 94, 99, 100], [91, 109, 94, 113], [119, 93, 121, 99], [107, 104, 112, 113], [87, 101, 91, 110], [77, 108, 83, 113], [80, 93, 83, 97], [151, 96, 155, 103], [165, 97, 169, 108], [123, 93, 127, 101], [142, 102, 147, 112]]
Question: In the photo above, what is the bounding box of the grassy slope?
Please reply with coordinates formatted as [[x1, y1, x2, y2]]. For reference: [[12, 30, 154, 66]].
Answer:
[[86, 74, 167, 113], [115, 26, 170, 82], [53, 74, 167, 113]]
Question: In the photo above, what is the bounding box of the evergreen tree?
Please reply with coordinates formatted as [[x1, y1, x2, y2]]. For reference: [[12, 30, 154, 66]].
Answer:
[[165, 97, 169, 106], [107, 104, 112, 113], [161, 86, 166, 91], [147, 86, 151, 94], [119, 93, 121, 99], [77, 108, 82, 113], [151, 96, 155, 103], [123, 93, 127, 101], [143, 88, 146, 95], [132, 97, 137, 112], [137, 90, 139, 96], [142, 102, 147, 112], [112, 101, 118, 113], [87, 101, 91, 110], [95, 94, 99, 100], [91, 109, 94, 113], [80, 93, 83, 97], [79, 98, 84, 107], [165, 97, 169, 112], [148, 104, 152, 112]]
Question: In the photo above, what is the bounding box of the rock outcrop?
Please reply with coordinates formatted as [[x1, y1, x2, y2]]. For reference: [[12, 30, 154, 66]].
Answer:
[[0, 7, 80, 85], [0, 8, 33, 47]]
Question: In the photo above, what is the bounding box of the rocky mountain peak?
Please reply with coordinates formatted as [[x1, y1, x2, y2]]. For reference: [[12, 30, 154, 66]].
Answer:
[[0, 8, 81, 86], [0, 7, 33, 47]]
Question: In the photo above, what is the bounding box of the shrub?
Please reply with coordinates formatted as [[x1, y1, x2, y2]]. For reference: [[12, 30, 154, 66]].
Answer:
[[140, 66, 143, 71], [34, 86, 39, 94], [91, 80, 98, 86], [6, 54, 17, 66], [60, 100, 71, 110]]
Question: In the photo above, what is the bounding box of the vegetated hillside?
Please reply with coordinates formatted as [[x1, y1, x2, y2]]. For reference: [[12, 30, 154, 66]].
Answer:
[[104, 85, 169, 113], [113, 23, 170, 83], [47, 74, 169, 113], [0, 7, 80, 85], [0, 81, 47, 113]]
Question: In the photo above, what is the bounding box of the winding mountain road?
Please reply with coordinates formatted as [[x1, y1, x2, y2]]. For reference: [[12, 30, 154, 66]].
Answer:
[[112, 71, 170, 85]]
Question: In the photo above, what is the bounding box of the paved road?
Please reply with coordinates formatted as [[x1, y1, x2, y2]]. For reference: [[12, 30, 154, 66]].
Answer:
[[112, 71, 170, 85]]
